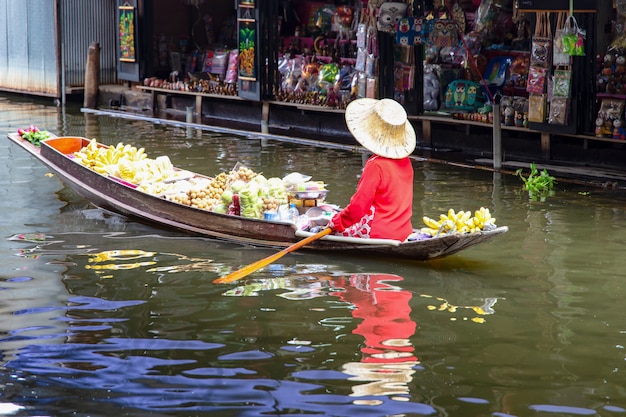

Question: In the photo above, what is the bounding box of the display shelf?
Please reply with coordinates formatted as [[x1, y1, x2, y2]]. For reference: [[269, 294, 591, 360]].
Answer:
[[137, 86, 243, 123], [137, 86, 243, 100], [597, 93, 626, 100], [411, 113, 625, 161], [267, 100, 345, 113]]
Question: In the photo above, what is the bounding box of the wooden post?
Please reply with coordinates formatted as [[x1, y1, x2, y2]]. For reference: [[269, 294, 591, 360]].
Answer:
[[540, 132, 551, 160], [421, 119, 432, 147], [186, 106, 194, 138], [84, 42, 100, 109], [261, 101, 269, 134], [492, 93, 502, 169], [84, 112, 100, 140]]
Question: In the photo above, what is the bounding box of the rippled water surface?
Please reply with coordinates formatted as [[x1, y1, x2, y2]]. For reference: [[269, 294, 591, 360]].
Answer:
[[1, 95, 626, 416]]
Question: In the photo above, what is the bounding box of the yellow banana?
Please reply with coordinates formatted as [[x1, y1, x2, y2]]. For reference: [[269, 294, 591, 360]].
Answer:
[[420, 227, 437, 236], [423, 216, 441, 229]]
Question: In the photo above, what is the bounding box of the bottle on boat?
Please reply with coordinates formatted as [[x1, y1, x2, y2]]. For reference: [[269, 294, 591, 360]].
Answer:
[[286, 203, 299, 224]]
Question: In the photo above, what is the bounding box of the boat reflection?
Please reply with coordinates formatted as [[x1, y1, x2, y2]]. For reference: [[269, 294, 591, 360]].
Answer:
[[226, 272, 498, 402], [332, 274, 419, 400]]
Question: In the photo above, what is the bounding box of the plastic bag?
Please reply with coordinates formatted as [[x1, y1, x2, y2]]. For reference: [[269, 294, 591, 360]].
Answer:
[[224, 50, 239, 83], [552, 13, 570, 66], [526, 66, 547, 94], [552, 69, 572, 98], [548, 97, 569, 125], [562, 16, 585, 56], [528, 94, 546, 123], [423, 65, 440, 111]]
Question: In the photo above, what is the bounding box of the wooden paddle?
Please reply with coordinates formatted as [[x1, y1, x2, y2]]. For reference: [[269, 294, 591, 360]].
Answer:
[[213, 227, 333, 284]]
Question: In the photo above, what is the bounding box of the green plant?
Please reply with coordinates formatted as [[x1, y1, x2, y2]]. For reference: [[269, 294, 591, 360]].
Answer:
[[17, 125, 50, 147], [515, 163, 556, 201]]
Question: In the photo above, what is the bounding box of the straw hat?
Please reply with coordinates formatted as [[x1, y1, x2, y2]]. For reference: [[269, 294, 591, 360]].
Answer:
[[345, 98, 416, 159]]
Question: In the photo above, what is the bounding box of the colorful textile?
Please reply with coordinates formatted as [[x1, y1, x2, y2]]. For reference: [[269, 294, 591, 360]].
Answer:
[[329, 155, 414, 241]]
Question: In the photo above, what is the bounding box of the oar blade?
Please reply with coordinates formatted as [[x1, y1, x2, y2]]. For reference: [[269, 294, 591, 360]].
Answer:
[[213, 228, 332, 284]]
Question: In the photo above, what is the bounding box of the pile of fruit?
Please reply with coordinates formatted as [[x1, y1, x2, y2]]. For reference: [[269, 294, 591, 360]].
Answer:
[[421, 207, 496, 236], [70, 139, 323, 220], [163, 166, 290, 219]]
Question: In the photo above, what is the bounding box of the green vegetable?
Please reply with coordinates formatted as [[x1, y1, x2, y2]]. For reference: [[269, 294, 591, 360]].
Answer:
[[17, 125, 50, 147], [515, 163, 556, 201], [212, 204, 227, 214], [221, 189, 233, 204], [230, 180, 247, 193]]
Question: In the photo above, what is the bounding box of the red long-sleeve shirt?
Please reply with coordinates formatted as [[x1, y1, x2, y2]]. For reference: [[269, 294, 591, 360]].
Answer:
[[330, 155, 414, 241]]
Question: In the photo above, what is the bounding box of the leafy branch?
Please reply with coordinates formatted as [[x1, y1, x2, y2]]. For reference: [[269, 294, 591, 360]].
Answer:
[[515, 163, 556, 201]]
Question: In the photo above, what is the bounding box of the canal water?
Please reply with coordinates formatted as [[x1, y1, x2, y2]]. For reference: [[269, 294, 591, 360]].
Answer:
[[1, 95, 626, 417]]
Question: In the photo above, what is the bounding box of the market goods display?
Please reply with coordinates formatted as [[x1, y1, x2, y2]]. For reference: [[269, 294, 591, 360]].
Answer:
[[74, 139, 147, 174], [67, 139, 495, 235], [17, 125, 51, 147], [421, 207, 496, 236], [68, 139, 328, 221]]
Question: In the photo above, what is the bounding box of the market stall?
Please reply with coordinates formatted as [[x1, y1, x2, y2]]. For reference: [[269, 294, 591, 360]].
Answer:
[[118, 0, 626, 162]]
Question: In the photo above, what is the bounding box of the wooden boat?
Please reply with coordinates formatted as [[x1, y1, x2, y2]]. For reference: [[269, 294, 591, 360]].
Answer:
[[6, 133, 508, 261]]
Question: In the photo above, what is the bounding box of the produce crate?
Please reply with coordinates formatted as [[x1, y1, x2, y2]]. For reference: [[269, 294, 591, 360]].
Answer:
[[41, 137, 92, 155]]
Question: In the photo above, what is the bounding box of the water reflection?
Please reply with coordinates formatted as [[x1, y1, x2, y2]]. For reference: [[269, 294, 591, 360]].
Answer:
[[333, 274, 419, 400], [3, 269, 444, 415]]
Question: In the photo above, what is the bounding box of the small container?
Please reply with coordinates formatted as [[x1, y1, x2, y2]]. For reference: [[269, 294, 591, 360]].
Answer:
[[305, 207, 332, 226], [287, 203, 299, 224], [263, 210, 280, 221]]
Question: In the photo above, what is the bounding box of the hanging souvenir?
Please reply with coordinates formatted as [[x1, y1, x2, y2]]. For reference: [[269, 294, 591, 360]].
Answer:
[[530, 12, 551, 68], [429, 19, 459, 49], [396, 17, 423, 46], [526, 66, 547, 94], [527, 94, 546, 123], [376, 2, 408, 34], [552, 13, 570, 67], [562, 15, 586, 56], [548, 97, 569, 125], [444, 80, 483, 111], [552, 68, 572, 98]]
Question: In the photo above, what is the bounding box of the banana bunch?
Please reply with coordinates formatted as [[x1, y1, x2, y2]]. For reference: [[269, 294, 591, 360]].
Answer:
[[421, 207, 497, 236], [137, 155, 175, 183], [73, 139, 147, 177]]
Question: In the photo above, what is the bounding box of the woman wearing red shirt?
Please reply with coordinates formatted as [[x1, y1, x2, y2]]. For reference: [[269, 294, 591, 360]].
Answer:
[[328, 98, 416, 242]]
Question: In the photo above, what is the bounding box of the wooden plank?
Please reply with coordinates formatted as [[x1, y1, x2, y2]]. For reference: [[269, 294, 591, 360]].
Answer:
[[136, 86, 243, 100], [195, 95, 202, 123], [261, 101, 269, 134], [150, 89, 157, 115], [517, 0, 596, 11], [422, 119, 432, 147], [541, 132, 551, 160]]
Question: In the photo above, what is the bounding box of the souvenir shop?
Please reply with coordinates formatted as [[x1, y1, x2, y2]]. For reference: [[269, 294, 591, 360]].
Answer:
[[123, 0, 626, 152]]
